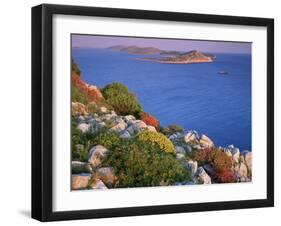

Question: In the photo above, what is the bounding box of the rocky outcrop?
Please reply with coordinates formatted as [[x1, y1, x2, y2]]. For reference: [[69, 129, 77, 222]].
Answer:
[[72, 102, 88, 116], [126, 120, 148, 134], [184, 131, 199, 143], [109, 119, 127, 133], [199, 134, 214, 148], [196, 167, 211, 184], [234, 162, 248, 182], [72, 161, 93, 174], [89, 179, 108, 189], [96, 167, 118, 188], [186, 160, 198, 178], [88, 145, 109, 167], [71, 174, 91, 190], [77, 123, 91, 133], [241, 151, 252, 172]]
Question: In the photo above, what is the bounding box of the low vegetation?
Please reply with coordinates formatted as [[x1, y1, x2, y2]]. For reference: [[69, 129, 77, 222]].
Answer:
[[105, 139, 189, 187], [136, 131, 175, 153], [102, 82, 142, 117]]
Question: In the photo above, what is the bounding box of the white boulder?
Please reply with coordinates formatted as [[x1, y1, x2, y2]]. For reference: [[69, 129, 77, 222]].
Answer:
[[119, 131, 131, 138], [71, 174, 91, 190], [199, 134, 214, 148], [184, 131, 199, 143], [243, 151, 252, 171], [197, 167, 211, 184], [110, 120, 127, 133], [146, 125, 157, 132], [100, 106, 108, 113], [175, 146, 186, 154], [90, 179, 108, 189], [77, 123, 91, 133], [187, 160, 198, 178], [123, 115, 136, 124], [96, 167, 117, 188], [88, 145, 109, 167]]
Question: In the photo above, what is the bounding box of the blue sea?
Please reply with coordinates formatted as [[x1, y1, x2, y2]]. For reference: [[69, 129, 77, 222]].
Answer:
[[72, 48, 252, 151]]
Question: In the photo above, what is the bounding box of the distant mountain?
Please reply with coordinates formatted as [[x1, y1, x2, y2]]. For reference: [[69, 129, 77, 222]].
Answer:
[[107, 45, 163, 54], [138, 50, 215, 64]]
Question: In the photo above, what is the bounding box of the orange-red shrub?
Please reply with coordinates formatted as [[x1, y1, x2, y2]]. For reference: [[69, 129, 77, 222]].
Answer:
[[72, 74, 103, 103], [140, 112, 160, 129], [192, 148, 234, 182], [216, 170, 236, 183], [210, 149, 233, 172], [192, 148, 212, 165]]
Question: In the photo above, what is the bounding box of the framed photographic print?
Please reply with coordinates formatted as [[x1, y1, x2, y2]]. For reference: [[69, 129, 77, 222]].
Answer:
[[32, 4, 274, 221]]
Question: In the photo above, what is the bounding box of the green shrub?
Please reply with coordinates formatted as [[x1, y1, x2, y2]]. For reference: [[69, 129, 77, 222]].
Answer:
[[71, 85, 88, 105], [160, 124, 184, 137], [105, 139, 189, 187], [102, 83, 142, 117], [136, 131, 175, 153], [71, 119, 94, 161], [72, 58, 81, 75], [102, 82, 129, 98], [90, 131, 120, 150]]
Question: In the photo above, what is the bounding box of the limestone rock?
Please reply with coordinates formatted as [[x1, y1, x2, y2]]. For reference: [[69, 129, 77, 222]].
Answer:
[[176, 153, 185, 160], [127, 120, 147, 134], [235, 162, 248, 182], [187, 160, 198, 177], [71, 174, 91, 190], [223, 149, 233, 157], [146, 125, 157, 132], [231, 148, 240, 164], [132, 120, 147, 132], [88, 145, 109, 167], [110, 120, 127, 133], [199, 134, 214, 148], [72, 161, 93, 174], [243, 151, 252, 171], [197, 167, 211, 184], [77, 123, 91, 133], [100, 106, 108, 113], [184, 131, 199, 143], [175, 146, 186, 154], [123, 115, 136, 124], [119, 130, 131, 138], [96, 167, 118, 188], [72, 102, 87, 116], [90, 179, 108, 189]]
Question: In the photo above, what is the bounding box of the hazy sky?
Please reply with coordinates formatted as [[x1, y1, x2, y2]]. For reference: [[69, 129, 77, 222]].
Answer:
[[72, 34, 251, 54]]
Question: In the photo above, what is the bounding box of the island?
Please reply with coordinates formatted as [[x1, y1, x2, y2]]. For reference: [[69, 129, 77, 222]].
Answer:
[[138, 50, 215, 64], [107, 45, 215, 64]]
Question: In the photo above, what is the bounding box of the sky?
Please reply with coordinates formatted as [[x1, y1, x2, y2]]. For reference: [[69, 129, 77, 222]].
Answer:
[[71, 34, 251, 54]]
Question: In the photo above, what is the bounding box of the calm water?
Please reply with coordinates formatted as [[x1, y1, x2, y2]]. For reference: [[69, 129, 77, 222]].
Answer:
[[72, 48, 252, 151]]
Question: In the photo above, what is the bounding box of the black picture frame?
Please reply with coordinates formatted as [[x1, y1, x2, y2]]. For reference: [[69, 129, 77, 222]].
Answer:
[[32, 3, 274, 222]]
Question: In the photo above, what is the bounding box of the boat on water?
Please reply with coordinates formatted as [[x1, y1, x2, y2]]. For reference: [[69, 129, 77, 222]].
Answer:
[[217, 71, 228, 75]]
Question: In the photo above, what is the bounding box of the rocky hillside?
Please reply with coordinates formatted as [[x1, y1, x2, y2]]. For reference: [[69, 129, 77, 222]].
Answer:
[[139, 50, 214, 64], [71, 59, 251, 191]]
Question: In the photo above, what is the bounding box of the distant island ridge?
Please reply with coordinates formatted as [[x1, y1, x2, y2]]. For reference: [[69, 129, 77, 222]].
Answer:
[[107, 45, 215, 64]]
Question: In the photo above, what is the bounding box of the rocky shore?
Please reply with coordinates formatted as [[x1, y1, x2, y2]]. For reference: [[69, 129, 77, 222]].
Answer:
[[71, 59, 251, 191], [72, 101, 252, 190]]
